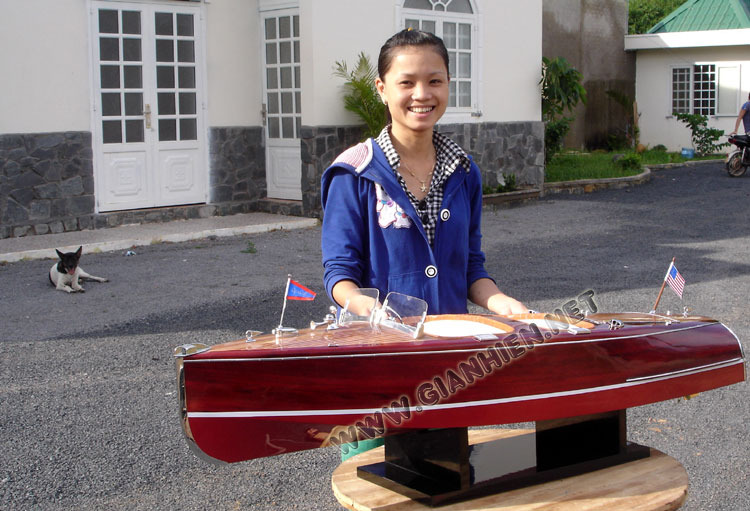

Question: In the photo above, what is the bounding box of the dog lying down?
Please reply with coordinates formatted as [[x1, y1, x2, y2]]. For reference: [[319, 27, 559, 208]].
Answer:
[[49, 246, 108, 293]]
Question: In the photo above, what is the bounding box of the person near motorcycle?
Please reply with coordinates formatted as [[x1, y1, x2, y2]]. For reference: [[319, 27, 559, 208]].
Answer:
[[729, 92, 750, 135], [726, 93, 750, 177]]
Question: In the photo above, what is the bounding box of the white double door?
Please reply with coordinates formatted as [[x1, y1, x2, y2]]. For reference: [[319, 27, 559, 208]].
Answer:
[[90, 1, 207, 212]]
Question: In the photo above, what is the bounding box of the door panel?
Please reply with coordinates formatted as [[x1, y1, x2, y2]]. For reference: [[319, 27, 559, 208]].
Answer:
[[161, 151, 197, 194], [101, 152, 150, 208], [91, 2, 206, 212]]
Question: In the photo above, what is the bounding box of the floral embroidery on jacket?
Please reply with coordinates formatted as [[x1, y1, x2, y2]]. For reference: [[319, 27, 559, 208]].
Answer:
[[376, 184, 412, 229]]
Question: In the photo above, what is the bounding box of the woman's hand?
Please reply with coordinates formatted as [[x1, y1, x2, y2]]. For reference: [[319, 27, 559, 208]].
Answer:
[[486, 293, 528, 316], [469, 278, 527, 316]]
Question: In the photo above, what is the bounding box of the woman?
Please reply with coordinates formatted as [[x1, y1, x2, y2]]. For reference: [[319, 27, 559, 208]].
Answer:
[[321, 28, 526, 319], [321, 28, 526, 460]]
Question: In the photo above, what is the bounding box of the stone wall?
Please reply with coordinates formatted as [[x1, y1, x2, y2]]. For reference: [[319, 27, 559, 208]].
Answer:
[[300, 121, 544, 217], [437, 121, 544, 189], [0, 131, 95, 239], [208, 126, 266, 205]]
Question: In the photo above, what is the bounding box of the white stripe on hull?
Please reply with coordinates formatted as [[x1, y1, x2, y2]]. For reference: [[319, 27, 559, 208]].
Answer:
[[187, 357, 744, 419]]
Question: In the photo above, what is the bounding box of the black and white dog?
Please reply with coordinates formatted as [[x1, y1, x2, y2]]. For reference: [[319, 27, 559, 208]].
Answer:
[[49, 246, 108, 293]]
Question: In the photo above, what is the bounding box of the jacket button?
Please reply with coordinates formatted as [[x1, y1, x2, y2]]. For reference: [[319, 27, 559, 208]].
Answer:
[[425, 265, 438, 278], [440, 208, 451, 221]]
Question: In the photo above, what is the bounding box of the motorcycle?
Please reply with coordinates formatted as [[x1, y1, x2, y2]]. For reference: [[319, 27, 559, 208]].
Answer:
[[726, 133, 750, 177]]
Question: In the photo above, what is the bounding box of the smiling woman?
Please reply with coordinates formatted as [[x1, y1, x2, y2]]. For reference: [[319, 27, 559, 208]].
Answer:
[[321, 29, 526, 319], [320, 29, 527, 459]]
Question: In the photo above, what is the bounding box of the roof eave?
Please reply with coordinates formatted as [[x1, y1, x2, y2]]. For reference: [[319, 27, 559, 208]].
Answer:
[[625, 28, 750, 51]]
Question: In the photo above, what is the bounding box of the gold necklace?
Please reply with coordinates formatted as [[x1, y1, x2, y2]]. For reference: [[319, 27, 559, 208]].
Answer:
[[399, 160, 434, 193]]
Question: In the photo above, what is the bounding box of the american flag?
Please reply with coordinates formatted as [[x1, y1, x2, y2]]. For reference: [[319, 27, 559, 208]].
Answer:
[[665, 262, 685, 299]]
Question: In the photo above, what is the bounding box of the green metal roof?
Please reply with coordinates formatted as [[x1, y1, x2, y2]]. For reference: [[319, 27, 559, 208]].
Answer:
[[648, 0, 750, 33]]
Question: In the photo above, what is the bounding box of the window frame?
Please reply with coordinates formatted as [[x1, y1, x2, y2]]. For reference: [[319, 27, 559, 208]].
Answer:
[[669, 62, 723, 117], [670, 65, 691, 116], [400, 1, 481, 123], [692, 63, 716, 116]]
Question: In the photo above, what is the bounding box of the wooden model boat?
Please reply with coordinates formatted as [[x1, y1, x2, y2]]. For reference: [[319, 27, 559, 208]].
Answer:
[[174, 291, 745, 466]]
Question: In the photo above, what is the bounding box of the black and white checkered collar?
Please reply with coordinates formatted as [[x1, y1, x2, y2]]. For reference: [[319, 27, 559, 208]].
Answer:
[[374, 126, 470, 176]]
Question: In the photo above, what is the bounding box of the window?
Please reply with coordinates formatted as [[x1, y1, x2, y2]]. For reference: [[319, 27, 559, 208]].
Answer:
[[264, 14, 301, 139], [671, 67, 690, 115], [671, 64, 716, 116], [403, 0, 476, 112], [692, 64, 715, 116]]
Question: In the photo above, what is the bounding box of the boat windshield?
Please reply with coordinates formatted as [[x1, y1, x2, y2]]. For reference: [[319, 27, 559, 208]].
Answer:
[[376, 292, 428, 339], [339, 288, 380, 326], [339, 289, 428, 339]]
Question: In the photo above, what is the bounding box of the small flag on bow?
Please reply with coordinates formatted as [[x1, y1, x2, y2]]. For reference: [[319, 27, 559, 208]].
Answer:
[[665, 262, 685, 299], [286, 279, 316, 301], [652, 258, 686, 313], [276, 275, 316, 337]]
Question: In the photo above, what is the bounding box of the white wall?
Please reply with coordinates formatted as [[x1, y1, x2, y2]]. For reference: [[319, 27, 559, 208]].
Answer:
[[204, 0, 262, 127], [299, 0, 542, 127], [300, 0, 393, 127], [635, 46, 750, 152], [0, 0, 541, 135], [0, 0, 91, 134], [479, 0, 542, 123]]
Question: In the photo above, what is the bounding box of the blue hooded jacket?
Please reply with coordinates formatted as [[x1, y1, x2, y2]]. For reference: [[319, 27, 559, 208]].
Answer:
[[321, 138, 492, 314]]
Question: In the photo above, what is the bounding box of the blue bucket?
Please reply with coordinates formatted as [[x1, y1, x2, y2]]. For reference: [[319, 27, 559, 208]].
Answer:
[[681, 148, 695, 158]]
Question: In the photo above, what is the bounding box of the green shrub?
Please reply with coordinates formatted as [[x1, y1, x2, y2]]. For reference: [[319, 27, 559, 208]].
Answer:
[[483, 173, 517, 194], [674, 113, 728, 156], [541, 57, 587, 162], [333, 53, 386, 139], [545, 117, 572, 163], [652, 144, 667, 152], [615, 153, 642, 171]]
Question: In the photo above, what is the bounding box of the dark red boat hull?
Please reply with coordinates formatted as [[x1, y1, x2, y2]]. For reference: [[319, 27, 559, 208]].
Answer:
[[176, 313, 745, 463]]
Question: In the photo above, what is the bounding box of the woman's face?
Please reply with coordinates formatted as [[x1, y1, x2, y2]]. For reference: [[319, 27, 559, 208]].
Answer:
[[376, 46, 449, 137]]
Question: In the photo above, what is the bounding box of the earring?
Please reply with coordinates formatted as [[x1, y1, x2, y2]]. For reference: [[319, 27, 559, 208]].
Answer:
[[382, 97, 388, 105]]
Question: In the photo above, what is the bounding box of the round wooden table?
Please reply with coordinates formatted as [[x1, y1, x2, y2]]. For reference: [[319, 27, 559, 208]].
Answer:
[[332, 429, 688, 511]]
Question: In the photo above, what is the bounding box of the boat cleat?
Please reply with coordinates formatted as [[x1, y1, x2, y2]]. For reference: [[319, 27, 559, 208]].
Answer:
[[245, 330, 263, 342]]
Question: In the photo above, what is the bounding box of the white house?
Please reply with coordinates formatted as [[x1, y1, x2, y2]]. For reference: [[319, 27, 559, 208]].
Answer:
[[625, 0, 750, 152], [0, 0, 543, 239]]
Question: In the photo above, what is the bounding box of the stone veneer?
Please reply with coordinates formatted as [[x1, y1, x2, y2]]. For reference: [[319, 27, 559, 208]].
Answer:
[[208, 126, 265, 205], [0, 132, 95, 239], [300, 121, 544, 217], [0, 127, 266, 239]]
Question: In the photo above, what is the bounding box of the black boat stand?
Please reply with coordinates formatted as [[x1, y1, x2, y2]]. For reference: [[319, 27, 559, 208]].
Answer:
[[356, 410, 650, 507]]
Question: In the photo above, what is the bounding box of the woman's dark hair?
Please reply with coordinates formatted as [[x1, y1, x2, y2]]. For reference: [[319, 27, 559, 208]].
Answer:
[[377, 29, 450, 124], [378, 29, 450, 79]]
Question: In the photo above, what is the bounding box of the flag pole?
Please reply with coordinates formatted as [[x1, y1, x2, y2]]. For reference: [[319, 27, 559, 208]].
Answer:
[[652, 257, 675, 313], [277, 274, 292, 332]]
